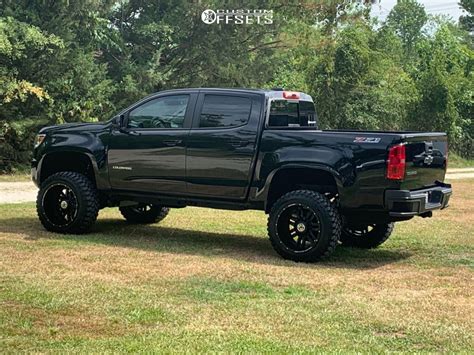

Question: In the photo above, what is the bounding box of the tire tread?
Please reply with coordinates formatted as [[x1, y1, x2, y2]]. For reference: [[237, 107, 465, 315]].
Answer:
[[36, 171, 99, 234], [267, 190, 341, 262], [340, 223, 394, 248], [119, 205, 169, 224]]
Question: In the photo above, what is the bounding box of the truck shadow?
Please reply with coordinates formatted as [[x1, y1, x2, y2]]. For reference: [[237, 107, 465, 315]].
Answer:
[[2, 217, 411, 270]]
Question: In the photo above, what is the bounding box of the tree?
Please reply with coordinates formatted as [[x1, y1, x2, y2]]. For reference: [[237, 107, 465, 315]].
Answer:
[[459, 0, 474, 35], [1, 0, 117, 124], [1, 0, 473, 172], [307, 23, 417, 131], [0, 17, 63, 171], [0, 1, 116, 171], [413, 24, 473, 156], [387, 0, 428, 56]]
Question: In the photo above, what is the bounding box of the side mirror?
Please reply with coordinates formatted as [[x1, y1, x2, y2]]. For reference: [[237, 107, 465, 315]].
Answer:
[[119, 114, 126, 127], [115, 114, 129, 134], [118, 114, 129, 133]]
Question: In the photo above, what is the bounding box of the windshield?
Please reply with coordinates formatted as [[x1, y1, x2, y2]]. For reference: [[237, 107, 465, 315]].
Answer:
[[268, 100, 317, 128]]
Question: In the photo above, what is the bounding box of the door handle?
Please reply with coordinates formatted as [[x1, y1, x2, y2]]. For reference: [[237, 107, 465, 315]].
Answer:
[[230, 139, 250, 147], [116, 128, 140, 136], [163, 139, 182, 146]]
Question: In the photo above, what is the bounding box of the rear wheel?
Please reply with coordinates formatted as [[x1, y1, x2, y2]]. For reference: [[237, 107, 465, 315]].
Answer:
[[340, 223, 394, 249], [267, 190, 341, 262], [37, 172, 99, 234], [119, 204, 169, 224]]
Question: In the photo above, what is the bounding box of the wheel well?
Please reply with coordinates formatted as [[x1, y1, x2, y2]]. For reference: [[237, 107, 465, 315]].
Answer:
[[40, 152, 96, 187], [266, 168, 338, 212]]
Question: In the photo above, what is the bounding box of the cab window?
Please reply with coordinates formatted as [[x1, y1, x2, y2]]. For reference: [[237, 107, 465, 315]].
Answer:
[[199, 95, 252, 128], [268, 100, 317, 128], [128, 95, 189, 129]]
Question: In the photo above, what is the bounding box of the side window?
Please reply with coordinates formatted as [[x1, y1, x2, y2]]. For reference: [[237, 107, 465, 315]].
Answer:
[[199, 95, 252, 128], [128, 95, 189, 129]]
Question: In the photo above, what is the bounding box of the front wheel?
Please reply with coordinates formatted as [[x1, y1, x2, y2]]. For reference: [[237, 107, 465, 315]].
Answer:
[[37, 172, 99, 234], [119, 204, 169, 224], [267, 190, 342, 262], [340, 223, 394, 249]]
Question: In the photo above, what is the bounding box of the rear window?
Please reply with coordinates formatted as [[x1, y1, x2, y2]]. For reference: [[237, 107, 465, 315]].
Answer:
[[268, 100, 317, 128], [199, 95, 252, 128]]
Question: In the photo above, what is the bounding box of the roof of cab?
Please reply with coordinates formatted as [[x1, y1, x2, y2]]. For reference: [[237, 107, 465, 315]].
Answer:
[[153, 88, 313, 101]]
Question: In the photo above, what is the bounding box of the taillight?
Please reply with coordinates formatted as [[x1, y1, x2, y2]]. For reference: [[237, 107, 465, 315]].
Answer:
[[283, 91, 300, 99], [386, 144, 406, 180]]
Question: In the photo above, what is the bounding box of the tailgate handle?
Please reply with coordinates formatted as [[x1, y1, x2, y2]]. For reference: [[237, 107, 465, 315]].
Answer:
[[425, 142, 433, 153]]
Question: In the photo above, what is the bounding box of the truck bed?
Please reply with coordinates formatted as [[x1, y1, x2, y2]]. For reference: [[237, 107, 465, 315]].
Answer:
[[255, 129, 448, 211]]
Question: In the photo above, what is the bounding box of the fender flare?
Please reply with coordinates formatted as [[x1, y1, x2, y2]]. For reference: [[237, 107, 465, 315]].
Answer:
[[255, 163, 345, 208], [37, 150, 109, 189]]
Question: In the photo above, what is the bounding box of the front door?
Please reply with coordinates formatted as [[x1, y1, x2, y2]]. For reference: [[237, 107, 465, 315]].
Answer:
[[108, 93, 196, 194]]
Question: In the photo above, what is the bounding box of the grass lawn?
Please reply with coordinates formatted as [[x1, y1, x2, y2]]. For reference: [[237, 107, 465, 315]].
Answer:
[[0, 180, 473, 352], [448, 152, 474, 168], [0, 173, 31, 182]]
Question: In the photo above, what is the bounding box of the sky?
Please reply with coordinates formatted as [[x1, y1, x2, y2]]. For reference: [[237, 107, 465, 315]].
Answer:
[[371, 0, 466, 22]]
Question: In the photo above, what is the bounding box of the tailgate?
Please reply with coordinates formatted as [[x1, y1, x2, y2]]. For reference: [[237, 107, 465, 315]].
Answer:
[[400, 133, 448, 190]]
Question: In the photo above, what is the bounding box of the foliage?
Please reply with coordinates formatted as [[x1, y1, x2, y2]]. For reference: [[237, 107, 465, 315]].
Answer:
[[459, 0, 474, 37], [0, 0, 473, 172], [307, 23, 418, 130], [413, 24, 473, 157], [386, 0, 428, 56]]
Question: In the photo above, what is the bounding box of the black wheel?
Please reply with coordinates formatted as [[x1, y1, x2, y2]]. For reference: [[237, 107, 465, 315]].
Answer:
[[119, 204, 169, 224], [37, 172, 99, 234], [267, 190, 341, 262], [340, 223, 394, 249]]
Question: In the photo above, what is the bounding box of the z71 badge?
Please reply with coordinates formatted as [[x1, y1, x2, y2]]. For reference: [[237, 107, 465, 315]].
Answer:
[[354, 137, 381, 143]]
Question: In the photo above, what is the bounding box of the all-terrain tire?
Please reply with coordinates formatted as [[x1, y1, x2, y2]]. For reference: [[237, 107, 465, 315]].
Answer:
[[340, 223, 394, 249], [267, 190, 342, 262], [119, 204, 170, 224], [37, 171, 99, 234]]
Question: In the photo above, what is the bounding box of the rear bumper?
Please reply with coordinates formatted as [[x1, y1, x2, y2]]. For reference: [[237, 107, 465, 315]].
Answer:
[[385, 181, 452, 217]]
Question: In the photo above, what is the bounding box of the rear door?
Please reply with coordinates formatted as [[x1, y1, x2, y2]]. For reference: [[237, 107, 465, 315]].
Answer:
[[401, 134, 448, 190], [186, 91, 263, 199]]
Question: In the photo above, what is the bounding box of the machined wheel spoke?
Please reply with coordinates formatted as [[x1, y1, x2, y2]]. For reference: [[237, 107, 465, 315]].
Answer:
[[277, 203, 322, 253], [42, 183, 78, 227], [296, 235, 305, 249], [307, 230, 318, 244]]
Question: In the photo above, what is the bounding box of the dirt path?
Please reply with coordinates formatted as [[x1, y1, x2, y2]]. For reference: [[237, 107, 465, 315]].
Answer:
[[447, 172, 474, 179], [0, 181, 38, 204], [447, 168, 474, 172], [1, 168, 473, 204]]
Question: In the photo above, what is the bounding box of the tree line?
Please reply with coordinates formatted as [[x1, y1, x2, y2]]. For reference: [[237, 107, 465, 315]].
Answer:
[[1, 0, 472, 172]]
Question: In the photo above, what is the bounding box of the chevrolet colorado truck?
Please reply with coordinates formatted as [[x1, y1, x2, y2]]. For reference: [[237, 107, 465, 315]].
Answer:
[[32, 88, 452, 262]]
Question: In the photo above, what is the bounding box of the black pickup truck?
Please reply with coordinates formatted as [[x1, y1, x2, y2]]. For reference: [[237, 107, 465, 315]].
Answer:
[[32, 88, 452, 261]]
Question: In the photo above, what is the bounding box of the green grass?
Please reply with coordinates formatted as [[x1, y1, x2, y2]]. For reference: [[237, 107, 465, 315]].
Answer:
[[0, 180, 473, 352], [448, 152, 474, 168], [0, 172, 31, 182], [0, 163, 31, 182]]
